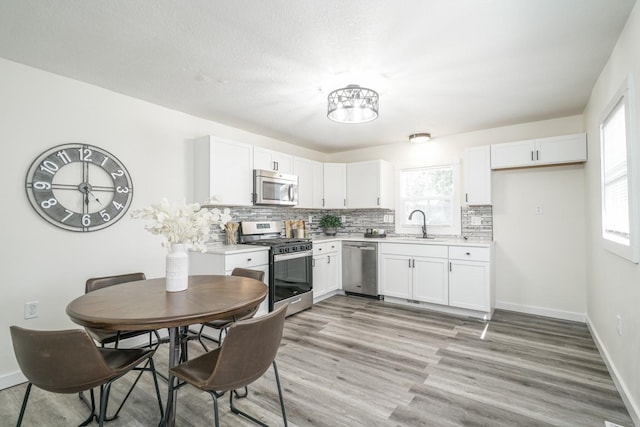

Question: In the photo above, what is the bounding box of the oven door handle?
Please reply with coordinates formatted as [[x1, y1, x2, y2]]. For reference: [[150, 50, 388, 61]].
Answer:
[[273, 251, 313, 262]]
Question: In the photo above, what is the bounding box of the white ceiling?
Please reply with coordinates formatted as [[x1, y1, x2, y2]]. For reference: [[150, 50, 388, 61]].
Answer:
[[0, 1, 635, 153]]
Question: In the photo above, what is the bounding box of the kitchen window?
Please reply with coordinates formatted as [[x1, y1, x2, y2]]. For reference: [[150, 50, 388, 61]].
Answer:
[[395, 164, 461, 236], [600, 74, 639, 263]]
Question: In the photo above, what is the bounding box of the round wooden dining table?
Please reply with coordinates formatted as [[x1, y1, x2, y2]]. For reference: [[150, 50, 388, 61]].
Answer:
[[66, 275, 268, 427]]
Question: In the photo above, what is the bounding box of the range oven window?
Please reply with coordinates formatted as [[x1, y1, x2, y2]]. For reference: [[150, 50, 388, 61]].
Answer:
[[272, 252, 312, 303]]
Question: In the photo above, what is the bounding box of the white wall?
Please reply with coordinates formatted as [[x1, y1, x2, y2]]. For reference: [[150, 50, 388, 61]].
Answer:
[[582, 1, 640, 423], [0, 57, 324, 389]]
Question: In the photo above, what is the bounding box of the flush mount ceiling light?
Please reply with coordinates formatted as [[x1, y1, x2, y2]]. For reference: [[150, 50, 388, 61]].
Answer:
[[327, 84, 379, 124], [409, 133, 432, 143]]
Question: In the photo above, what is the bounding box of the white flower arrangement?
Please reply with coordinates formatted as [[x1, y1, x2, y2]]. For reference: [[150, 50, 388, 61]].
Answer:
[[131, 198, 232, 253]]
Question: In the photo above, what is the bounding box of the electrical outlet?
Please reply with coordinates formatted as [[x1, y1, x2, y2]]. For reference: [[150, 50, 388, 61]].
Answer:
[[24, 301, 39, 319], [535, 205, 543, 215], [308, 215, 313, 223], [471, 216, 482, 225], [616, 315, 623, 336], [341, 215, 346, 223]]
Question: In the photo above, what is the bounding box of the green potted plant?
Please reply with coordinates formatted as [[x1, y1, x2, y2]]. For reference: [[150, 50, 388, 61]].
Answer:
[[319, 214, 342, 236]]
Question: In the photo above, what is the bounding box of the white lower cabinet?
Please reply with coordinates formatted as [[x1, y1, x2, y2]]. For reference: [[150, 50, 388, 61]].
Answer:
[[189, 248, 270, 316], [313, 241, 340, 300], [379, 242, 494, 318], [379, 244, 448, 305], [448, 246, 492, 313]]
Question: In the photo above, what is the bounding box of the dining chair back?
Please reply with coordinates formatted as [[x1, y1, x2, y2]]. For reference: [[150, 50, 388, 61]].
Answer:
[[10, 326, 163, 427], [169, 303, 288, 427], [194, 268, 266, 351]]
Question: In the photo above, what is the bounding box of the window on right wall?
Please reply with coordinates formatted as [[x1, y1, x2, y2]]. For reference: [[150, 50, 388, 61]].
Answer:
[[600, 74, 639, 263]]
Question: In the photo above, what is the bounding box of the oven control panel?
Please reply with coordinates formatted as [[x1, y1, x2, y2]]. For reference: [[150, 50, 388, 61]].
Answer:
[[272, 242, 313, 255]]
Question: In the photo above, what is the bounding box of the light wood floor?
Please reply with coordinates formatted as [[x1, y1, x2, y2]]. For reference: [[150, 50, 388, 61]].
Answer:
[[0, 295, 633, 426]]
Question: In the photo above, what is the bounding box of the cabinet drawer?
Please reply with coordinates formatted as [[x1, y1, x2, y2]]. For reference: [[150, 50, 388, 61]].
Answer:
[[225, 250, 269, 269], [379, 243, 448, 259], [313, 241, 339, 255], [449, 246, 490, 262]]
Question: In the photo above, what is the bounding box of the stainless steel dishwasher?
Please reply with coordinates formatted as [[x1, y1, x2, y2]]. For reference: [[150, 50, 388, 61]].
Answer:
[[342, 241, 379, 298]]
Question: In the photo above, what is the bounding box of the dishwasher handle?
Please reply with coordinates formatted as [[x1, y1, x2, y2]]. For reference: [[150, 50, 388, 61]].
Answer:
[[344, 244, 376, 251]]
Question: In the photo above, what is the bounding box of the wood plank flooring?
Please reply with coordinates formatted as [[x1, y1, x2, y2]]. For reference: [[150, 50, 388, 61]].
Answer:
[[0, 295, 633, 426]]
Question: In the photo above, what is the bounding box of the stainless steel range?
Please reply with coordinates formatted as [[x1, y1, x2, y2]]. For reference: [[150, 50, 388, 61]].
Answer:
[[240, 221, 313, 316]]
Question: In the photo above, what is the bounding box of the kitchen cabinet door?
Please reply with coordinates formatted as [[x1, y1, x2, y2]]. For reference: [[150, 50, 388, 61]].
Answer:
[[313, 254, 329, 299], [293, 156, 324, 209], [412, 257, 449, 305], [379, 254, 412, 299], [490, 139, 536, 169], [323, 163, 346, 209], [254, 147, 293, 173], [449, 260, 490, 312], [193, 136, 254, 206], [463, 146, 491, 205], [326, 253, 340, 292], [312, 160, 324, 208], [346, 160, 394, 209]]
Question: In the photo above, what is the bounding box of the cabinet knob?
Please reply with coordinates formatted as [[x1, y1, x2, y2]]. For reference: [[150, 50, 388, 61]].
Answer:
[[466, 252, 471, 256], [247, 258, 252, 262]]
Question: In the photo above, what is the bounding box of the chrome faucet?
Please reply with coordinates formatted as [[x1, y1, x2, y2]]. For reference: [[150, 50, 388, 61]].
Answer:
[[408, 209, 428, 238]]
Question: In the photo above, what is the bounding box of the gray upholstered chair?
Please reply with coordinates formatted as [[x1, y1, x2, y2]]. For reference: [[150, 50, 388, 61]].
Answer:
[[10, 326, 164, 427], [196, 267, 266, 351], [169, 303, 288, 427]]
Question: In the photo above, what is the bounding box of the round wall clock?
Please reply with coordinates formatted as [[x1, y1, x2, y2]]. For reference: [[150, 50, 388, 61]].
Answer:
[[25, 143, 133, 232]]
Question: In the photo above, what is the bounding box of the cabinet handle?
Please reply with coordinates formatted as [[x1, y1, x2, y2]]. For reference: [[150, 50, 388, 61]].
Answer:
[[531, 151, 534, 161], [312, 259, 315, 267], [412, 259, 415, 268], [322, 198, 325, 207], [327, 256, 331, 264], [465, 193, 469, 203], [377, 197, 380, 206], [409, 259, 412, 268], [449, 262, 452, 272], [536, 150, 539, 161], [247, 258, 252, 262], [466, 252, 471, 255], [344, 198, 346, 206]]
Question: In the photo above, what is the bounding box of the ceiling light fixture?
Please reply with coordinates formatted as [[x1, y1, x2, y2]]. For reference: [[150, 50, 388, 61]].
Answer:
[[409, 133, 432, 143], [327, 84, 379, 124]]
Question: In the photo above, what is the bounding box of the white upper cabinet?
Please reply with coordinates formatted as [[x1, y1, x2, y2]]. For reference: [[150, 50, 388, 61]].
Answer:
[[490, 133, 587, 169], [346, 160, 394, 209], [253, 147, 293, 174], [193, 136, 254, 206], [463, 146, 492, 205], [293, 156, 324, 209], [323, 163, 347, 209]]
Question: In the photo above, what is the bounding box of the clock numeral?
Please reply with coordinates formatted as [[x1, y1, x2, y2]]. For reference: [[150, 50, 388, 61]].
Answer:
[[116, 186, 130, 194], [111, 169, 125, 180], [61, 209, 74, 222], [78, 147, 93, 162], [112, 201, 124, 210], [56, 150, 71, 164], [33, 181, 51, 190], [100, 210, 111, 222], [82, 214, 91, 227], [39, 160, 59, 175], [41, 198, 58, 209], [100, 156, 110, 167]]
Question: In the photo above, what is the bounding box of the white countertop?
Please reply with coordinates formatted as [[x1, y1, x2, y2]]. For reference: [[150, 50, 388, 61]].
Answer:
[[195, 243, 270, 255], [312, 234, 492, 247]]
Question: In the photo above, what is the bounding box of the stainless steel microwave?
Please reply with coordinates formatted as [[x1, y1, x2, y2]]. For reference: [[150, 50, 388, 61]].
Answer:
[[253, 169, 298, 206]]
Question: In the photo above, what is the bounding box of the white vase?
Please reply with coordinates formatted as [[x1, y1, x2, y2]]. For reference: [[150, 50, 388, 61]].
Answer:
[[166, 243, 189, 292]]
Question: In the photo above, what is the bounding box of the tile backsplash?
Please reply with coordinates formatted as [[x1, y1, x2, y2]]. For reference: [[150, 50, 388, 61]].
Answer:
[[207, 205, 493, 242]]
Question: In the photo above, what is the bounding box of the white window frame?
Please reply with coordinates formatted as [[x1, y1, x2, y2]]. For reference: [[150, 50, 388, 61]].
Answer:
[[600, 74, 639, 263], [395, 163, 461, 236]]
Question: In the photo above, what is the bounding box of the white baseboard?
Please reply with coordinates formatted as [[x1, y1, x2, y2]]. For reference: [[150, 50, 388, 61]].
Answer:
[[0, 370, 26, 391], [495, 300, 586, 323], [587, 316, 640, 427]]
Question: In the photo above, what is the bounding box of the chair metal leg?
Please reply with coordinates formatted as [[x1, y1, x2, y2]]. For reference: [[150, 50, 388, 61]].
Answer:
[[206, 390, 223, 427], [79, 388, 97, 426], [16, 382, 32, 427], [229, 361, 287, 427]]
